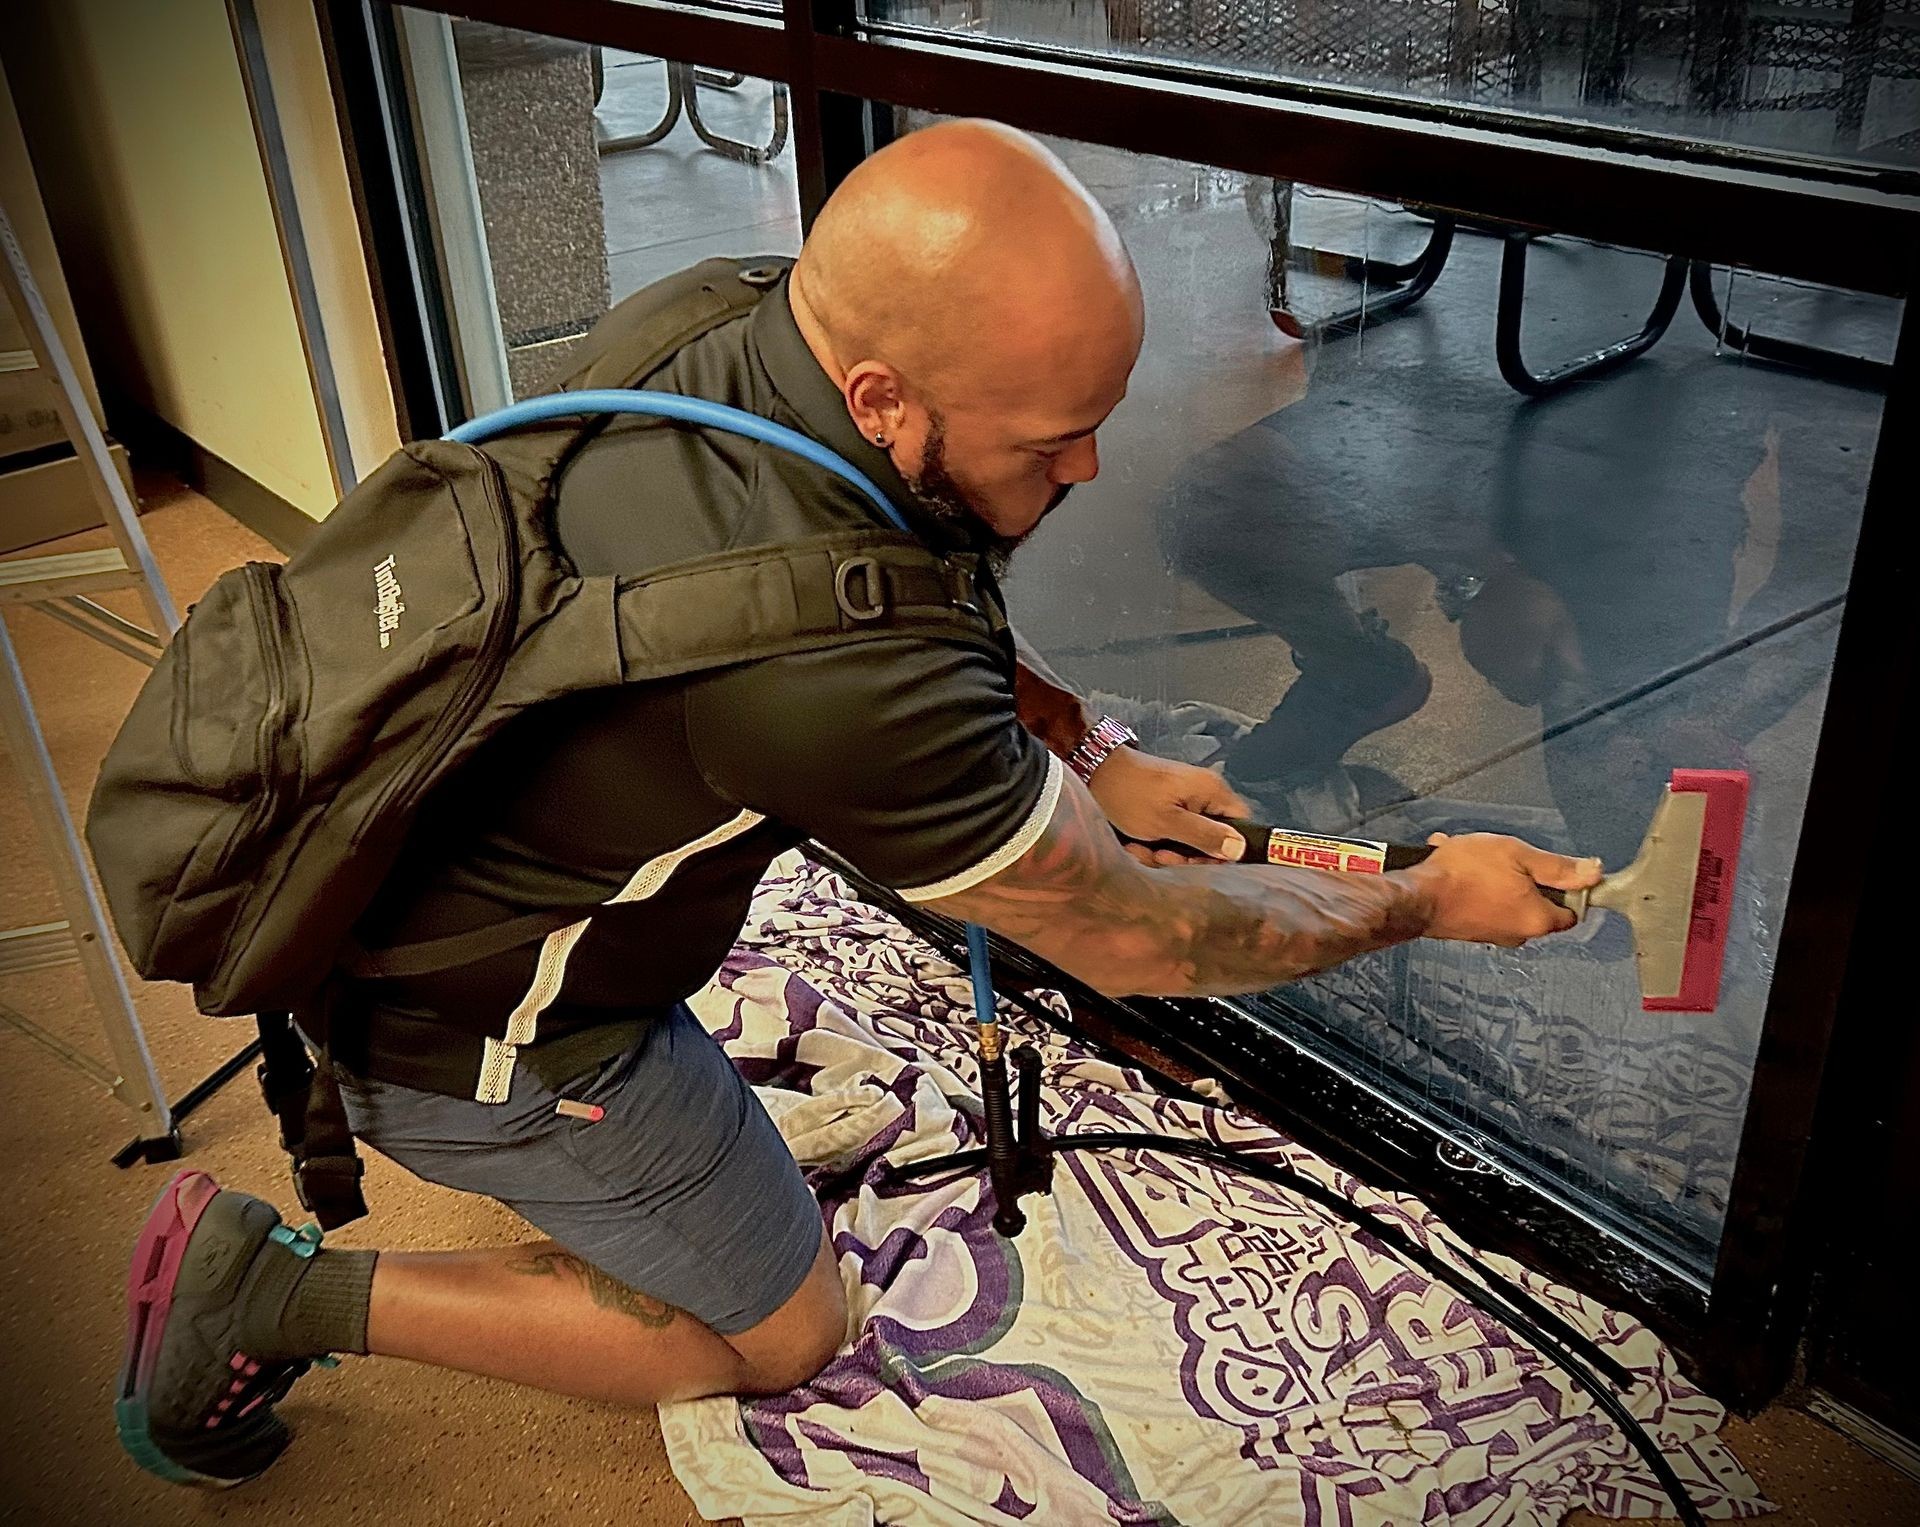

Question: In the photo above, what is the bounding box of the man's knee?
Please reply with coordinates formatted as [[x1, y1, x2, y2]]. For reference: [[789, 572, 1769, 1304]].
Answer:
[[730, 1236, 846, 1394], [736, 1308, 841, 1393]]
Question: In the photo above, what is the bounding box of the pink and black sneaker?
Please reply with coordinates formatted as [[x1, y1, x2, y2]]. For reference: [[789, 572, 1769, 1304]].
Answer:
[[116, 1171, 336, 1487]]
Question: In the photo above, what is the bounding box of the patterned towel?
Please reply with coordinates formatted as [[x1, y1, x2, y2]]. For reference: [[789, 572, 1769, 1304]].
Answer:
[[663, 854, 1768, 1526]]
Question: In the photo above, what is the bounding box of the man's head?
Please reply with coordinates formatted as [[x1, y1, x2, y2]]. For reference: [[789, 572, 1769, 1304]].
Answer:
[[789, 120, 1144, 569]]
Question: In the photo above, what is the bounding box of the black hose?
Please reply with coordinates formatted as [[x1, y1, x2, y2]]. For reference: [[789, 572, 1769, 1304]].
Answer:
[[1045, 1133, 1703, 1525]]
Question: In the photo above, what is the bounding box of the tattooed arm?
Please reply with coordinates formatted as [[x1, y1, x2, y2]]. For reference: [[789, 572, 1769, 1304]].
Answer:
[[930, 768, 1600, 998]]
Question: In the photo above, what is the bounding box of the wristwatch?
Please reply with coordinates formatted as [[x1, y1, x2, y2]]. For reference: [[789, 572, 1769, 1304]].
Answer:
[[1066, 715, 1138, 784]]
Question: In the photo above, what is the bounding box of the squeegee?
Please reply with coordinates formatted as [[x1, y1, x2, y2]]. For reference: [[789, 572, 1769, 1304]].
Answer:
[[1217, 768, 1750, 1012]]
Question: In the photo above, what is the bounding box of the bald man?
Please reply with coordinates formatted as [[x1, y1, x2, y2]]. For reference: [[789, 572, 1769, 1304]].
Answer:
[[120, 122, 1595, 1487]]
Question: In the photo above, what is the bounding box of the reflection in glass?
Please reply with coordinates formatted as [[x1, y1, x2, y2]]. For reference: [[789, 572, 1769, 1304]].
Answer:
[[867, 0, 1920, 169], [984, 131, 1897, 1275]]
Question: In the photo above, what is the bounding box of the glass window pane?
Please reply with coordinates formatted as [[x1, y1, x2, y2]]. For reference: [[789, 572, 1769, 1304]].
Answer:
[[888, 114, 1896, 1277], [865, 0, 1920, 171], [395, 13, 798, 408]]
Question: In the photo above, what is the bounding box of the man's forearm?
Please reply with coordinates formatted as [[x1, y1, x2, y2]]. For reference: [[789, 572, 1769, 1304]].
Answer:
[[939, 775, 1434, 997], [1117, 861, 1434, 996], [1011, 627, 1097, 758]]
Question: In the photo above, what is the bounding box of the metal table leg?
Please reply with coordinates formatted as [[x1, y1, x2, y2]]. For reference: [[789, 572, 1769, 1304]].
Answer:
[[1265, 182, 1458, 341], [1496, 235, 1688, 396], [684, 78, 790, 167], [596, 58, 687, 153], [1689, 263, 1893, 389], [598, 61, 789, 166]]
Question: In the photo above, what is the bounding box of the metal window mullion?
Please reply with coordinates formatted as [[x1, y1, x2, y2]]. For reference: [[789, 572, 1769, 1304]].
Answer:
[[323, 0, 468, 439], [784, 0, 871, 227], [391, 8, 516, 418], [805, 32, 1920, 298]]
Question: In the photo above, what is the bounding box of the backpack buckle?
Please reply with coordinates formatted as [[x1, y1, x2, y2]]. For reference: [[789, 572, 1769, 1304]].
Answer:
[[834, 557, 888, 622], [947, 564, 985, 620], [293, 1152, 368, 1230]]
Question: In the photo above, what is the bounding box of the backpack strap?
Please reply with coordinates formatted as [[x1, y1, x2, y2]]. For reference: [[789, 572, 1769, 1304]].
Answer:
[[255, 1009, 369, 1231], [339, 911, 583, 982], [559, 256, 788, 393], [292, 1047, 367, 1231], [480, 257, 791, 502], [614, 529, 1009, 682]]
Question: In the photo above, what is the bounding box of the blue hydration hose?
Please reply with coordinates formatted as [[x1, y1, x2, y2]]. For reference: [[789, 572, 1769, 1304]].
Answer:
[[447, 390, 913, 534], [447, 391, 999, 1029]]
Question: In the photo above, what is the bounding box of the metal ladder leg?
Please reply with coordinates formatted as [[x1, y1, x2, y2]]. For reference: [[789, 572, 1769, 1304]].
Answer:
[[0, 197, 180, 1155], [0, 614, 177, 1157]]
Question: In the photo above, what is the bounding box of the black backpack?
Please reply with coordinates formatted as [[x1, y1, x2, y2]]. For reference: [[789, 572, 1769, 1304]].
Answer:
[[86, 257, 1005, 1223]]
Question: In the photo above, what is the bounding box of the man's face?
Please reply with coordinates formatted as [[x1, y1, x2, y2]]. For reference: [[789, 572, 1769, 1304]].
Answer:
[[906, 412, 1078, 576], [900, 339, 1136, 569]]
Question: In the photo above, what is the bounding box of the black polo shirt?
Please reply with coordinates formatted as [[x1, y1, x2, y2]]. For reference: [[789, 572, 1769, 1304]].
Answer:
[[348, 272, 1060, 1089]]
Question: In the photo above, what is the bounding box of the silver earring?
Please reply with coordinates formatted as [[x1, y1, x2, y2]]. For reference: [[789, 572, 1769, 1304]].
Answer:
[[873, 432, 889, 447]]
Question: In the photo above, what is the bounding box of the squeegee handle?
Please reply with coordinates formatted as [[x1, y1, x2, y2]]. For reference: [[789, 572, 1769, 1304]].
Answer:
[[1181, 820, 1582, 912]]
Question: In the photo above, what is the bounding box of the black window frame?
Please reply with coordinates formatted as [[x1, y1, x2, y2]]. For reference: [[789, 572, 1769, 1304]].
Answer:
[[318, 0, 1920, 1410]]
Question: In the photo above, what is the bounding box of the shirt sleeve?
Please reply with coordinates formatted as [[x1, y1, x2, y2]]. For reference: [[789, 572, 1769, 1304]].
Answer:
[[683, 637, 1064, 900]]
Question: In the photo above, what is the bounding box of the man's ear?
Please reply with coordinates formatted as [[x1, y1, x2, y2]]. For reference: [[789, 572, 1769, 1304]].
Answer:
[[844, 362, 906, 443]]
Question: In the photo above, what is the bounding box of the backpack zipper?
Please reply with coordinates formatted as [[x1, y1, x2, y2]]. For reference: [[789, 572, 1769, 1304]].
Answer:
[[355, 450, 520, 840], [214, 562, 291, 873]]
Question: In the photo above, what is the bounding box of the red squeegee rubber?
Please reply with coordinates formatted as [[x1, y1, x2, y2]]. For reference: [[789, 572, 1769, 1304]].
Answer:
[[1644, 768, 1750, 1014]]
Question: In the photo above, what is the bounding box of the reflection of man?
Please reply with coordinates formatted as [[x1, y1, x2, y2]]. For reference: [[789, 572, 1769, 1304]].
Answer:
[[1162, 360, 1849, 864], [121, 122, 1598, 1490]]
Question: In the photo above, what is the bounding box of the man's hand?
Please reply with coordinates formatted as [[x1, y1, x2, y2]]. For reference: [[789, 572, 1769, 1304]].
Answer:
[[1087, 748, 1250, 865], [1403, 832, 1603, 946]]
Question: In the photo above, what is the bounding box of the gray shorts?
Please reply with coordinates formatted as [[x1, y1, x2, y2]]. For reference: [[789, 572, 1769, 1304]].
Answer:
[[334, 1003, 823, 1336]]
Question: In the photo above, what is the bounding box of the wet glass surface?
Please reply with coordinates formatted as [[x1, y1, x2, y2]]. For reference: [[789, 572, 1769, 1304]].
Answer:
[[980, 138, 1897, 1274]]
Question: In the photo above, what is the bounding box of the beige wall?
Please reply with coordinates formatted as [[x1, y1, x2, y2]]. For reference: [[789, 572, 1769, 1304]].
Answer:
[[5, 0, 396, 521], [1, 69, 105, 425]]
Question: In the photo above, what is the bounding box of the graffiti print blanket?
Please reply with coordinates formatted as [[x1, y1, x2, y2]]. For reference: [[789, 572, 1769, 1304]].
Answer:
[[662, 855, 1766, 1526]]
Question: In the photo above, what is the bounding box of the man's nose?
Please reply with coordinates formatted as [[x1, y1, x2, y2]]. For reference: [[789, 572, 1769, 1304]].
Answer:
[[1051, 435, 1100, 485]]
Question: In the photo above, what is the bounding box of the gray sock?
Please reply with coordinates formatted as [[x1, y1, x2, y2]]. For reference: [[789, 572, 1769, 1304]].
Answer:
[[239, 1242, 378, 1361]]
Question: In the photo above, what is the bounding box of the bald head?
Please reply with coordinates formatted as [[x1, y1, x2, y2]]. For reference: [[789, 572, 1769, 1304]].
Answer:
[[789, 121, 1144, 540], [795, 120, 1140, 399]]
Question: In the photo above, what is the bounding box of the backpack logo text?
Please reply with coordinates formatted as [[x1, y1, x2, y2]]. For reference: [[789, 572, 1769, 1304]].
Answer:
[[373, 555, 405, 649]]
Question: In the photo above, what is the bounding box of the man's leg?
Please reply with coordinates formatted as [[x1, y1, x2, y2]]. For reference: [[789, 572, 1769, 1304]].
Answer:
[[367, 1226, 844, 1404], [117, 1007, 841, 1485]]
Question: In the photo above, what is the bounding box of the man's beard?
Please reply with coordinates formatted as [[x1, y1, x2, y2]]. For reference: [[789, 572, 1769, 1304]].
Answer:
[[906, 413, 1071, 579]]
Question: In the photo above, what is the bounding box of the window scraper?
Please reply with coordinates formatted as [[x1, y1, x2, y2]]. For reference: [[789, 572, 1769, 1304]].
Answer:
[[1211, 768, 1750, 1012]]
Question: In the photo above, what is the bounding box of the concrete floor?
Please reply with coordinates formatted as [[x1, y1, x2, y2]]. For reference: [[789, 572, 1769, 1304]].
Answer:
[[3, 480, 1918, 1519], [595, 55, 801, 301]]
